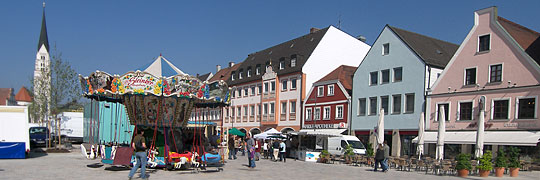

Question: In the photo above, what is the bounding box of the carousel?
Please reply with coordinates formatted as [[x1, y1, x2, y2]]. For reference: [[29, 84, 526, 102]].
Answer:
[[80, 55, 229, 171]]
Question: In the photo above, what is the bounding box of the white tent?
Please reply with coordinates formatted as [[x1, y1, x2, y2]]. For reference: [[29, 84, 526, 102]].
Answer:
[[254, 128, 282, 139], [138, 55, 186, 77]]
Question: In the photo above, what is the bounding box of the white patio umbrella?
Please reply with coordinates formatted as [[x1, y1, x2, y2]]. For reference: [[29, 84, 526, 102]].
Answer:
[[417, 112, 425, 159], [254, 128, 281, 139], [436, 106, 446, 161], [377, 109, 385, 145], [475, 102, 485, 158]]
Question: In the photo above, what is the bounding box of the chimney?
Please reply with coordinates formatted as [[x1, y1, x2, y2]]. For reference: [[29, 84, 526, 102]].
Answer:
[[216, 65, 221, 73], [228, 62, 235, 68], [310, 27, 320, 34], [356, 35, 367, 42]]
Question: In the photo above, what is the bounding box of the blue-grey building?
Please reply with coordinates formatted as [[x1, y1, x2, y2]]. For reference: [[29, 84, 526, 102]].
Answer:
[[351, 25, 458, 156]]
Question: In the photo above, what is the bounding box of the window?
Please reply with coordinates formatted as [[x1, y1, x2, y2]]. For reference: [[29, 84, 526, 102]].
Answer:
[[231, 88, 236, 98], [237, 107, 242, 117], [269, 102, 275, 115], [336, 105, 344, 119], [479, 34, 490, 52], [244, 106, 248, 116], [290, 101, 296, 113], [370, 71, 378, 85], [291, 78, 297, 90], [383, 43, 390, 55], [381, 69, 390, 84], [358, 98, 366, 116], [264, 82, 269, 93], [279, 60, 285, 70], [490, 64, 502, 83], [405, 93, 415, 113], [381, 96, 389, 114], [281, 102, 287, 114], [251, 86, 255, 96], [257, 104, 261, 115], [263, 103, 268, 115], [323, 106, 331, 120], [237, 89, 241, 98], [493, 99, 509, 119], [250, 105, 255, 116], [465, 68, 477, 85], [459, 102, 473, 120], [369, 97, 377, 115], [393, 67, 402, 82], [247, 68, 252, 77], [231, 72, 235, 81], [437, 103, 449, 121], [291, 59, 296, 67], [317, 86, 324, 97], [258, 84, 262, 94], [239, 70, 243, 79], [271, 81, 276, 92], [256, 65, 261, 75], [225, 108, 229, 117], [518, 98, 536, 119], [244, 87, 248, 96], [305, 108, 312, 121], [231, 107, 235, 117], [282, 80, 288, 91], [392, 94, 401, 114], [314, 107, 321, 120], [328, 85, 334, 96]]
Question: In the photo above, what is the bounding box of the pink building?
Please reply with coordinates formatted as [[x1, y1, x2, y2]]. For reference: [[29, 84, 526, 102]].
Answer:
[[426, 7, 540, 157]]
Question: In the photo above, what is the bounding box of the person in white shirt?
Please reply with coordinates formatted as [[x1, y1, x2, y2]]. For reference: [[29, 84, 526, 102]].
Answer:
[[263, 140, 269, 159], [279, 140, 286, 162]]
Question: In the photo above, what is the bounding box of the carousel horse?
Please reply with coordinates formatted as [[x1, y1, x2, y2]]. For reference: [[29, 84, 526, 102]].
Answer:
[[191, 152, 200, 168], [147, 148, 160, 168], [89, 145, 96, 159], [174, 157, 188, 169]]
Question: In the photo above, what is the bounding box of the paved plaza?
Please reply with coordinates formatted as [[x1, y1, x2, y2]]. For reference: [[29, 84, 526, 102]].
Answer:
[[1, 145, 539, 180]]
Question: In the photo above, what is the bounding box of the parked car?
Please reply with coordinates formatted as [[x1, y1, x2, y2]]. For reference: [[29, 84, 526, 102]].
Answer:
[[29, 127, 49, 148], [327, 135, 366, 155]]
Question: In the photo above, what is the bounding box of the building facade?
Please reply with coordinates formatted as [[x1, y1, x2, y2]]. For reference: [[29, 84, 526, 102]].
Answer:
[[427, 7, 540, 158], [222, 26, 370, 135], [302, 65, 356, 134], [351, 25, 458, 156]]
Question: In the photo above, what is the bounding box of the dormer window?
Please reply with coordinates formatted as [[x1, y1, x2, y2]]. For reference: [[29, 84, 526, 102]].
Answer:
[[279, 59, 285, 70], [256, 64, 261, 75], [239, 69, 243, 79], [479, 34, 490, 52], [247, 67, 252, 77], [231, 71, 236, 81], [383, 43, 390, 55], [291, 55, 297, 67]]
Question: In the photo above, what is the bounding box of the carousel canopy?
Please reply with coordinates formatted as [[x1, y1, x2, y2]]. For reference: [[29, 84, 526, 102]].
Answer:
[[137, 55, 186, 77]]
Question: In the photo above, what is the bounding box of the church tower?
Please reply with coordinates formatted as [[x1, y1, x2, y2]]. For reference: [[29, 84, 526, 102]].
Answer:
[[33, 2, 51, 123]]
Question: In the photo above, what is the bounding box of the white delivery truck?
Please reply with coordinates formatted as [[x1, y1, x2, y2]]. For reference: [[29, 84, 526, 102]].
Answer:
[[327, 135, 366, 155], [0, 106, 30, 158]]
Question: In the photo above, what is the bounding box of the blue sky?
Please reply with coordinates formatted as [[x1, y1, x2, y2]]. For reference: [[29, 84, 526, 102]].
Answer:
[[1, 0, 539, 91]]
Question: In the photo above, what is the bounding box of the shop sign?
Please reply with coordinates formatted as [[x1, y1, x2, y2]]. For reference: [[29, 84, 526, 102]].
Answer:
[[302, 123, 339, 129]]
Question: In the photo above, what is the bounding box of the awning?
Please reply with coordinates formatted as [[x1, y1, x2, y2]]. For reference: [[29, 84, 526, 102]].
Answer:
[[412, 131, 540, 146], [186, 121, 216, 128], [299, 129, 347, 137]]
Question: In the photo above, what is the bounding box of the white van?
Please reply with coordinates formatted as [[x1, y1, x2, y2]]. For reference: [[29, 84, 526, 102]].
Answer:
[[327, 135, 366, 155]]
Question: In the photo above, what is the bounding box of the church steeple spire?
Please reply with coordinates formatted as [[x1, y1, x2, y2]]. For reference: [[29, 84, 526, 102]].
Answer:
[[38, 2, 49, 52]]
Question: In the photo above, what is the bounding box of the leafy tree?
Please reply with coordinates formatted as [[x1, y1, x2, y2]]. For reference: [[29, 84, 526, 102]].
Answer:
[[455, 153, 472, 170], [508, 146, 521, 168], [478, 150, 493, 171], [495, 149, 508, 168]]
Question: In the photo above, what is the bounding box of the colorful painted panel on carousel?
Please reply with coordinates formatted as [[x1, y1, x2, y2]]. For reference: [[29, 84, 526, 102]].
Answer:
[[122, 95, 193, 127], [79, 70, 230, 103]]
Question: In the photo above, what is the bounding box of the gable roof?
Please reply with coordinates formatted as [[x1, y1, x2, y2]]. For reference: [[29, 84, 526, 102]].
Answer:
[[315, 65, 357, 91], [228, 27, 330, 85], [497, 16, 540, 66], [38, 10, 50, 52], [15, 87, 32, 102], [136, 55, 186, 77], [196, 72, 213, 82], [0, 88, 14, 106], [388, 26, 459, 69], [208, 62, 242, 82]]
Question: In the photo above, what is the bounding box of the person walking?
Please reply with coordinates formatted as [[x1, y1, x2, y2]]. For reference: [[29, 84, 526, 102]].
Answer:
[[374, 144, 387, 172], [279, 140, 286, 162], [263, 140, 269, 159], [246, 133, 256, 168], [228, 135, 236, 160], [128, 130, 148, 180], [234, 137, 241, 158], [272, 140, 280, 162], [382, 140, 390, 172], [255, 139, 261, 161]]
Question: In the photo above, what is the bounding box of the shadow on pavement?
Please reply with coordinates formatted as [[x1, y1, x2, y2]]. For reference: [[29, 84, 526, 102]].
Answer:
[[27, 148, 48, 158]]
